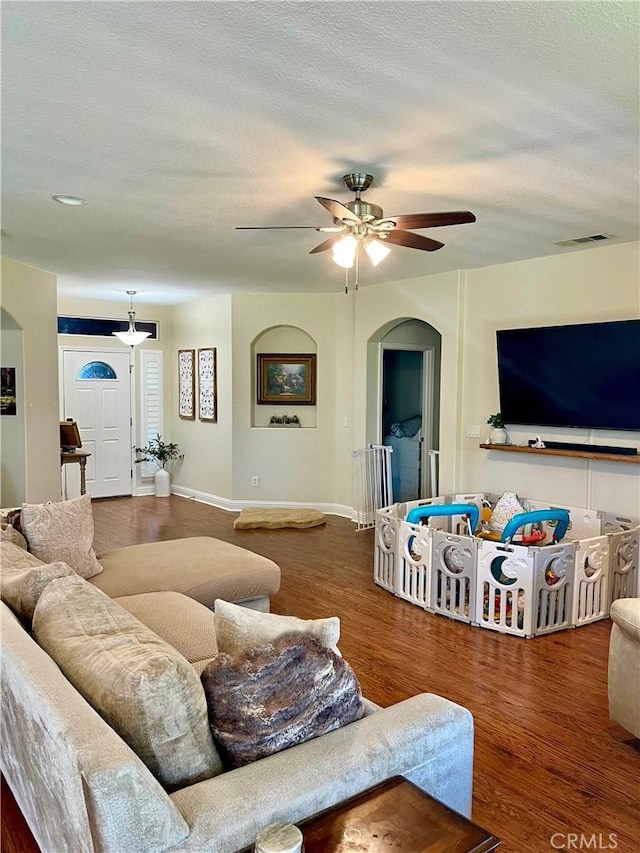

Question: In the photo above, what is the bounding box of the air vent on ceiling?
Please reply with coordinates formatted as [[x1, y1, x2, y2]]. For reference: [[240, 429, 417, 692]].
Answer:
[[554, 233, 616, 247]]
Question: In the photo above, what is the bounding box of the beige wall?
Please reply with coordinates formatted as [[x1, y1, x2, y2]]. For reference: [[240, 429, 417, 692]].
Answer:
[[6, 240, 638, 518], [230, 293, 344, 508], [459, 241, 640, 515], [169, 294, 234, 500], [1, 258, 60, 503]]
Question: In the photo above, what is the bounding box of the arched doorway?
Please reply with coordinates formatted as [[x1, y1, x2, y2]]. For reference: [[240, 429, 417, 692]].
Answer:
[[367, 318, 441, 500]]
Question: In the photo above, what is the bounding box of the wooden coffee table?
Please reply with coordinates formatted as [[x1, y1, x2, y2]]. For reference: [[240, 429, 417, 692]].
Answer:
[[300, 776, 500, 852]]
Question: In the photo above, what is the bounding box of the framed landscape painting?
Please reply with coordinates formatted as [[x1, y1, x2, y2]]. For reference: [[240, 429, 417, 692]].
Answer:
[[178, 349, 195, 419], [257, 353, 316, 405]]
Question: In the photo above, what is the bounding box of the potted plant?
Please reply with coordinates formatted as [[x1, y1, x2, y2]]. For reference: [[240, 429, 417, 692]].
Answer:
[[486, 413, 509, 445], [135, 434, 183, 497]]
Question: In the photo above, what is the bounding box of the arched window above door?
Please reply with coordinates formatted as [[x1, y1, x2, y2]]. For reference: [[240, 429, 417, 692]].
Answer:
[[77, 361, 117, 380]]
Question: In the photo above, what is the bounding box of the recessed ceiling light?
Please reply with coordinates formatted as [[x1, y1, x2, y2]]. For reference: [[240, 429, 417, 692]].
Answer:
[[52, 194, 87, 206]]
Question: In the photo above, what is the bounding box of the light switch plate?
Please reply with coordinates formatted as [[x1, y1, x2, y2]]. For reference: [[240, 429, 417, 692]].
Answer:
[[466, 425, 481, 437]]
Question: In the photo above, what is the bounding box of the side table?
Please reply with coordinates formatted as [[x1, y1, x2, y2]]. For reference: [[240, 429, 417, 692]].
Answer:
[[61, 449, 91, 496], [300, 776, 500, 852]]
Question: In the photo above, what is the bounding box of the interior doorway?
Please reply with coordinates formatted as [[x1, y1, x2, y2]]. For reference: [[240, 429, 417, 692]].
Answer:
[[368, 319, 441, 502], [61, 348, 133, 498]]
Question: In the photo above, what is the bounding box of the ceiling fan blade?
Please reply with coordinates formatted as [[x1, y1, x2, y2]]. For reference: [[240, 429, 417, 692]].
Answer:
[[384, 230, 445, 252], [309, 234, 346, 254], [389, 211, 476, 230], [235, 226, 321, 230], [315, 197, 362, 224]]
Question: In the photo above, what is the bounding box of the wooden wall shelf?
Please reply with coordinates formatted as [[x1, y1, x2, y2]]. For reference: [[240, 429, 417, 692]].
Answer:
[[479, 443, 640, 464]]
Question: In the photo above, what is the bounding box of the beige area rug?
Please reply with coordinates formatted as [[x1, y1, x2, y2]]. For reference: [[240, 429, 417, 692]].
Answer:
[[233, 508, 327, 530]]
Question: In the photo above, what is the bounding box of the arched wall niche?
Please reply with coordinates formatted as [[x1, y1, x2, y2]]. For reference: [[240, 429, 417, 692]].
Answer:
[[1, 308, 27, 505], [251, 324, 318, 428]]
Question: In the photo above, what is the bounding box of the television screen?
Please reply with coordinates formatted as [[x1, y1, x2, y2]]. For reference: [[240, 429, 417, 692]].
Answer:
[[496, 319, 640, 432]]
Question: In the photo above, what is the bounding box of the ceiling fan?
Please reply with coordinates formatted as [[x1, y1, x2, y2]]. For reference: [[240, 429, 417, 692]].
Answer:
[[236, 173, 476, 269]]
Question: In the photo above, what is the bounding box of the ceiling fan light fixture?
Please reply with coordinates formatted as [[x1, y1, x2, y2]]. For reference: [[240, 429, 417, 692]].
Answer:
[[365, 237, 391, 266], [332, 234, 357, 268], [113, 291, 151, 347]]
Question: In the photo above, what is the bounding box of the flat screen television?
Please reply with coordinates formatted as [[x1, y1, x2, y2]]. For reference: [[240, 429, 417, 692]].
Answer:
[[496, 319, 640, 432]]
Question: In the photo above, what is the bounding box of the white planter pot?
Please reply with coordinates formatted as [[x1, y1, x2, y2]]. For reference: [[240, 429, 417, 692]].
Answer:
[[489, 427, 509, 445], [154, 468, 171, 497]]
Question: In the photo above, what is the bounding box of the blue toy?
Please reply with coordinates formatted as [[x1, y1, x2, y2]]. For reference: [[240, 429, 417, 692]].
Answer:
[[500, 509, 570, 545], [406, 503, 480, 536]]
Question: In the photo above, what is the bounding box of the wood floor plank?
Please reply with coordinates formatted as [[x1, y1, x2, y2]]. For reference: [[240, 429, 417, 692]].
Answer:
[[3, 495, 639, 853]]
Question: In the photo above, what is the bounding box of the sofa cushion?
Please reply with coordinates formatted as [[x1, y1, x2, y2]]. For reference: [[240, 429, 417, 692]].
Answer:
[[33, 575, 223, 790], [1, 521, 27, 549], [201, 632, 363, 768], [21, 495, 103, 580], [1, 547, 75, 622], [214, 598, 340, 655], [115, 591, 218, 673], [92, 536, 280, 607]]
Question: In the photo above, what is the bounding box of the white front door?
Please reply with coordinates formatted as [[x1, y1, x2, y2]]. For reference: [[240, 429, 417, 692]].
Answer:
[[62, 349, 132, 498]]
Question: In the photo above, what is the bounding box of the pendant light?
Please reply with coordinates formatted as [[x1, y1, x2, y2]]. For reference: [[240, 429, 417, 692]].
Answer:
[[113, 291, 150, 346]]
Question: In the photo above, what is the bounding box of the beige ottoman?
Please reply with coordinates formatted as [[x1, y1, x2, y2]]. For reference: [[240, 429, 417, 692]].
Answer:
[[92, 536, 280, 611], [115, 591, 219, 675]]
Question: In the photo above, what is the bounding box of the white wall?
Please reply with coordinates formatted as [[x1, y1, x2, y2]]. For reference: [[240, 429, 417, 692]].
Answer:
[[1, 258, 60, 503]]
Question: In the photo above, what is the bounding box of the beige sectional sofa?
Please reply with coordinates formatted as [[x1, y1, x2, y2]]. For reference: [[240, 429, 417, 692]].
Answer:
[[1, 512, 475, 853]]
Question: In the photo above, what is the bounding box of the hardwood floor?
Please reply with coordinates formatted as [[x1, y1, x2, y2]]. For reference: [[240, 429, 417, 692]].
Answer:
[[3, 495, 639, 852]]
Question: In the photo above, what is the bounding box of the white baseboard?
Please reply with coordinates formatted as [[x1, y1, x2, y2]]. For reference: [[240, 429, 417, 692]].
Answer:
[[169, 484, 356, 520]]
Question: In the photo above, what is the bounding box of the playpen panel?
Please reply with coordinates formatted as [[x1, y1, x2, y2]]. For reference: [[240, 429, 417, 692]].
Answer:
[[431, 531, 478, 623], [476, 541, 535, 637], [599, 512, 640, 535], [573, 535, 610, 626], [396, 522, 432, 608], [608, 527, 640, 603], [526, 501, 601, 542], [374, 507, 397, 592], [451, 493, 485, 536], [532, 543, 576, 635]]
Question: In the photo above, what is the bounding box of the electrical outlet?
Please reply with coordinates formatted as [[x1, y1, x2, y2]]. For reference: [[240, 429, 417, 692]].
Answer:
[[466, 425, 481, 438], [251, 476, 260, 487]]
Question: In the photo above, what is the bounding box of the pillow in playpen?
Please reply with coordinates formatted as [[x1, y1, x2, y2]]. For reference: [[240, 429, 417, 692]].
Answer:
[[214, 598, 341, 655], [21, 494, 103, 580], [33, 575, 223, 790], [488, 492, 525, 535], [201, 631, 363, 768]]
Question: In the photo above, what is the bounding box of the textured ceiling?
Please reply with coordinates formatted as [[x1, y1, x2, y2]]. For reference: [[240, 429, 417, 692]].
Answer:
[[2, 1, 639, 306]]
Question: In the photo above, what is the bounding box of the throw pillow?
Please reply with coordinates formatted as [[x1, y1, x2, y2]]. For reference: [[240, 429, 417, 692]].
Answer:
[[201, 631, 364, 768], [1, 551, 75, 622], [214, 598, 341, 655], [33, 575, 222, 790], [1, 522, 27, 549], [21, 494, 103, 580], [488, 491, 526, 535]]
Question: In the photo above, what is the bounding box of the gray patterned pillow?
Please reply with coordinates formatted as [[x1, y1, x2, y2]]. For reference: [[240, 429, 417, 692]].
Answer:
[[33, 575, 222, 790], [21, 494, 103, 579], [201, 631, 363, 768]]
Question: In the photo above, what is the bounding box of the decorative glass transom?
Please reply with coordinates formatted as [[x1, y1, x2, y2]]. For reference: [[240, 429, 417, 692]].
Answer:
[[77, 361, 117, 380]]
